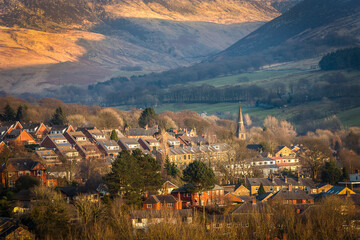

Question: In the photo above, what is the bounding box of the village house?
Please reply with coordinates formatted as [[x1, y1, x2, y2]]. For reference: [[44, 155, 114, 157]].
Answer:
[[57, 186, 100, 203], [138, 137, 161, 151], [125, 126, 158, 139], [40, 134, 81, 161], [269, 187, 314, 205], [80, 127, 107, 141], [224, 193, 245, 205], [274, 146, 296, 158], [339, 172, 360, 189], [143, 195, 182, 210], [157, 143, 231, 170], [64, 131, 102, 160], [171, 184, 225, 208], [159, 181, 178, 195], [2, 129, 35, 145], [80, 128, 120, 157], [233, 185, 251, 196], [48, 125, 74, 135], [0, 158, 47, 188], [96, 140, 120, 157], [325, 186, 356, 195], [22, 123, 49, 142], [247, 176, 316, 195], [35, 148, 61, 166], [178, 135, 206, 147], [117, 138, 142, 152], [314, 183, 333, 194]]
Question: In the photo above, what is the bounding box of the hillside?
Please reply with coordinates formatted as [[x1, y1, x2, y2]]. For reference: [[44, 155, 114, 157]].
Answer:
[[217, 0, 360, 58], [0, 0, 299, 94]]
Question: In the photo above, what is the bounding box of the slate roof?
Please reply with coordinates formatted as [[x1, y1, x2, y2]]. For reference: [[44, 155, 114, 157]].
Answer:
[[270, 189, 313, 201], [256, 192, 273, 202], [22, 123, 43, 131], [326, 186, 354, 195], [247, 177, 316, 188], [144, 195, 179, 204], [126, 128, 158, 137], [2, 158, 44, 171]]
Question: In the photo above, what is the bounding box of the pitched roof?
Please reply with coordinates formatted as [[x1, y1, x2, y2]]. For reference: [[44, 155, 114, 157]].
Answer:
[[3, 158, 45, 171], [270, 189, 313, 201], [247, 177, 316, 188], [144, 195, 179, 204], [126, 128, 158, 137], [326, 186, 356, 195]]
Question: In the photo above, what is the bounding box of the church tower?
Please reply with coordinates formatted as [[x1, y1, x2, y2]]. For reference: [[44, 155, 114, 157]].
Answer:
[[236, 104, 246, 140]]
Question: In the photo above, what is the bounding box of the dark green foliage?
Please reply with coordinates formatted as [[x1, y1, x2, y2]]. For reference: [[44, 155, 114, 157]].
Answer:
[[49, 107, 67, 126], [110, 129, 119, 141], [15, 105, 25, 121], [182, 160, 216, 192], [3, 104, 15, 121], [104, 149, 162, 206], [321, 161, 342, 185], [0, 197, 13, 217], [319, 48, 360, 71], [165, 156, 179, 177], [15, 175, 40, 191], [138, 107, 158, 128], [258, 183, 266, 195]]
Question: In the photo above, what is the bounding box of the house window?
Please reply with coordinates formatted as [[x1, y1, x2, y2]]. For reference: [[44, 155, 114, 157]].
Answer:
[[147, 204, 152, 209], [167, 203, 173, 207], [184, 155, 186, 160], [137, 218, 142, 223], [270, 187, 273, 191], [255, 187, 259, 191], [312, 189, 317, 193]]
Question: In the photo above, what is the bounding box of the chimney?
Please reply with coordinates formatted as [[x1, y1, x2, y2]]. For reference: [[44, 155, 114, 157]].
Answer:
[[346, 190, 350, 197], [252, 197, 256, 205], [144, 192, 148, 199], [288, 184, 292, 191], [284, 176, 288, 183], [145, 125, 148, 130], [272, 175, 275, 183]]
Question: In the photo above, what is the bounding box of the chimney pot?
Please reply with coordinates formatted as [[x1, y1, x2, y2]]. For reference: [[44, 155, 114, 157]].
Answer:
[[252, 197, 256, 205]]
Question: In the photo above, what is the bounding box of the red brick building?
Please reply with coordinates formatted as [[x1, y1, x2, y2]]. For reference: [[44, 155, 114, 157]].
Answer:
[[3, 129, 36, 145], [23, 123, 49, 142], [0, 158, 47, 188], [143, 195, 182, 210], [171, 184, 225, 208]]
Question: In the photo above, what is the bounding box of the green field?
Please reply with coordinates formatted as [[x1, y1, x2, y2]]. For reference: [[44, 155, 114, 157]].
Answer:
[[117, 58, 360, 128], [337, 107, 360, 127]]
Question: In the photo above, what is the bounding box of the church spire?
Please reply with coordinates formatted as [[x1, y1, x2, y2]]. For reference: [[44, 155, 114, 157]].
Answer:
[[236, 103, 246, 140]]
